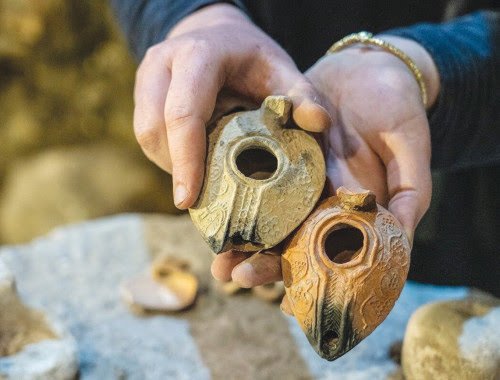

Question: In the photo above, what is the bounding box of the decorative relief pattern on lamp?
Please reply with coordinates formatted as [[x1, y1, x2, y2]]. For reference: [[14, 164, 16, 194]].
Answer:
[[189, 96, 326, 253], [282, 187, 411, 361]]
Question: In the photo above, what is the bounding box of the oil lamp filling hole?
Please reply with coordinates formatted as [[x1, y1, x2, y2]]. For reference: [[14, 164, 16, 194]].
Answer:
[[236, 148, 278, 180], [324, 224, 364, 264]]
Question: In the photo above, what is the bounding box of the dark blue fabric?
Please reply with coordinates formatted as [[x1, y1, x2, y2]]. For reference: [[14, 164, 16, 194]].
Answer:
[[387, 11, 500, 171], [109, 0, 247, 59]]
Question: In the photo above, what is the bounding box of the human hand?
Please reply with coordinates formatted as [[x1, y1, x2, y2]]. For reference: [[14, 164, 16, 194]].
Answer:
[[211, 36, 440, 307], [133, 3, 330, 209], [308, 35, 439, 242]]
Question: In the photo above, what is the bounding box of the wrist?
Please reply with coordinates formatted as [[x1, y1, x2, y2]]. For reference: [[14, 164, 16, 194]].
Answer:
[[168, 3, 250, 39], [377, 35, 440, 109]]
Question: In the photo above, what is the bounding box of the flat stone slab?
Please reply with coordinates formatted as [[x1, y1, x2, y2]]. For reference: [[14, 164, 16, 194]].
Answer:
[[0, 214, 471, 379]]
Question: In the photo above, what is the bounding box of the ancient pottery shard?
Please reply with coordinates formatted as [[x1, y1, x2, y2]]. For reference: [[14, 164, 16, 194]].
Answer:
[[189, 96, 326, 253], [120, 257, 198, 312], [282, 187, 411, 361]]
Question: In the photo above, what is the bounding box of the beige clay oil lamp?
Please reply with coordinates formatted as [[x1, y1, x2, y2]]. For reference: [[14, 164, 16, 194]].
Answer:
[[189, 96, 326, 253]]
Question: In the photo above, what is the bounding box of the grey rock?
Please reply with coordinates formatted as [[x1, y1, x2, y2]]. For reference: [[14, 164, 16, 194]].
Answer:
[[0, 340, 78, 380], [0, 258, 78, 380]]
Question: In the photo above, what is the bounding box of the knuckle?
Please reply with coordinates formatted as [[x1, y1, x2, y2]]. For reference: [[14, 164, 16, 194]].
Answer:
[[143, 43, 167, 63], [134, 125, 162, 153], [177, 38, 212, 57], [136, 44, 170, 83]]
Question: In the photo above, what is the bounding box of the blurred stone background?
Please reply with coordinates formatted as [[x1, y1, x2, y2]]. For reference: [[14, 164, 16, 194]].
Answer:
[[0, 0, 177, 243]]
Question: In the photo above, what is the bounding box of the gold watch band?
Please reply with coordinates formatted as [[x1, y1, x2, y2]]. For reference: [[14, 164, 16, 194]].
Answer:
[[327, 31, 428, 108]]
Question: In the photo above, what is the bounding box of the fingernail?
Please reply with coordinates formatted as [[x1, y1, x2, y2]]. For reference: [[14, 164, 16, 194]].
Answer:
[[293, 99, 333, 132], [232, 262, 255, 288], [310, 101, 333, 123], [174, 184, 188, 207]]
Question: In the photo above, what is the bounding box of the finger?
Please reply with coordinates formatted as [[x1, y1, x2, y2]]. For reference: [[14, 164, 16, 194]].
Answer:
[[377, 114, 432, 243], [211, 250, 252, 282], [133, 45, 172, 172], [264, 59, 332, 132], [227, 49, 332, 132], [164, 47, 223, 209], [231, 250, 282, 288], [289, 87, 332, 132]]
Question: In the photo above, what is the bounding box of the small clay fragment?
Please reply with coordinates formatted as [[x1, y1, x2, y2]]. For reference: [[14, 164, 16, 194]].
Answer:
[[252, 282, 285, 303], [120, 257, 198, 312], [282, 187, 411, 361], [189, 95, 325, 254]]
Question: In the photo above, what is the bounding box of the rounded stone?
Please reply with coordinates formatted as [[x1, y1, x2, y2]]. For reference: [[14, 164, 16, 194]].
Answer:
[[120, 258, 199, 312], [402, 298, 500, 379]]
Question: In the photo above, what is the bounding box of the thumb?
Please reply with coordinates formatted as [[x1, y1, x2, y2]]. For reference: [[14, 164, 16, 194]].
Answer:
[[268, 63, 332, 132]]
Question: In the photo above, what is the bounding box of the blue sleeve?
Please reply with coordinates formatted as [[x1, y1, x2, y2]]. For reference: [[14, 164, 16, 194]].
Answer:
[[387, 11, 500, 171], [109, 0, 247, 61]]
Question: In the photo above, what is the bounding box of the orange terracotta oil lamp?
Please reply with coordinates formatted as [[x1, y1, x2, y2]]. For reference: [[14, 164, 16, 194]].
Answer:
[[282, 187, 411, 360]]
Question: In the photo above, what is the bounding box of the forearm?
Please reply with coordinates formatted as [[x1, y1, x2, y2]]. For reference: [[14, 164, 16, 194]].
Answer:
[[386, 11, 500, 171], [109, 0, 247, 60]]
